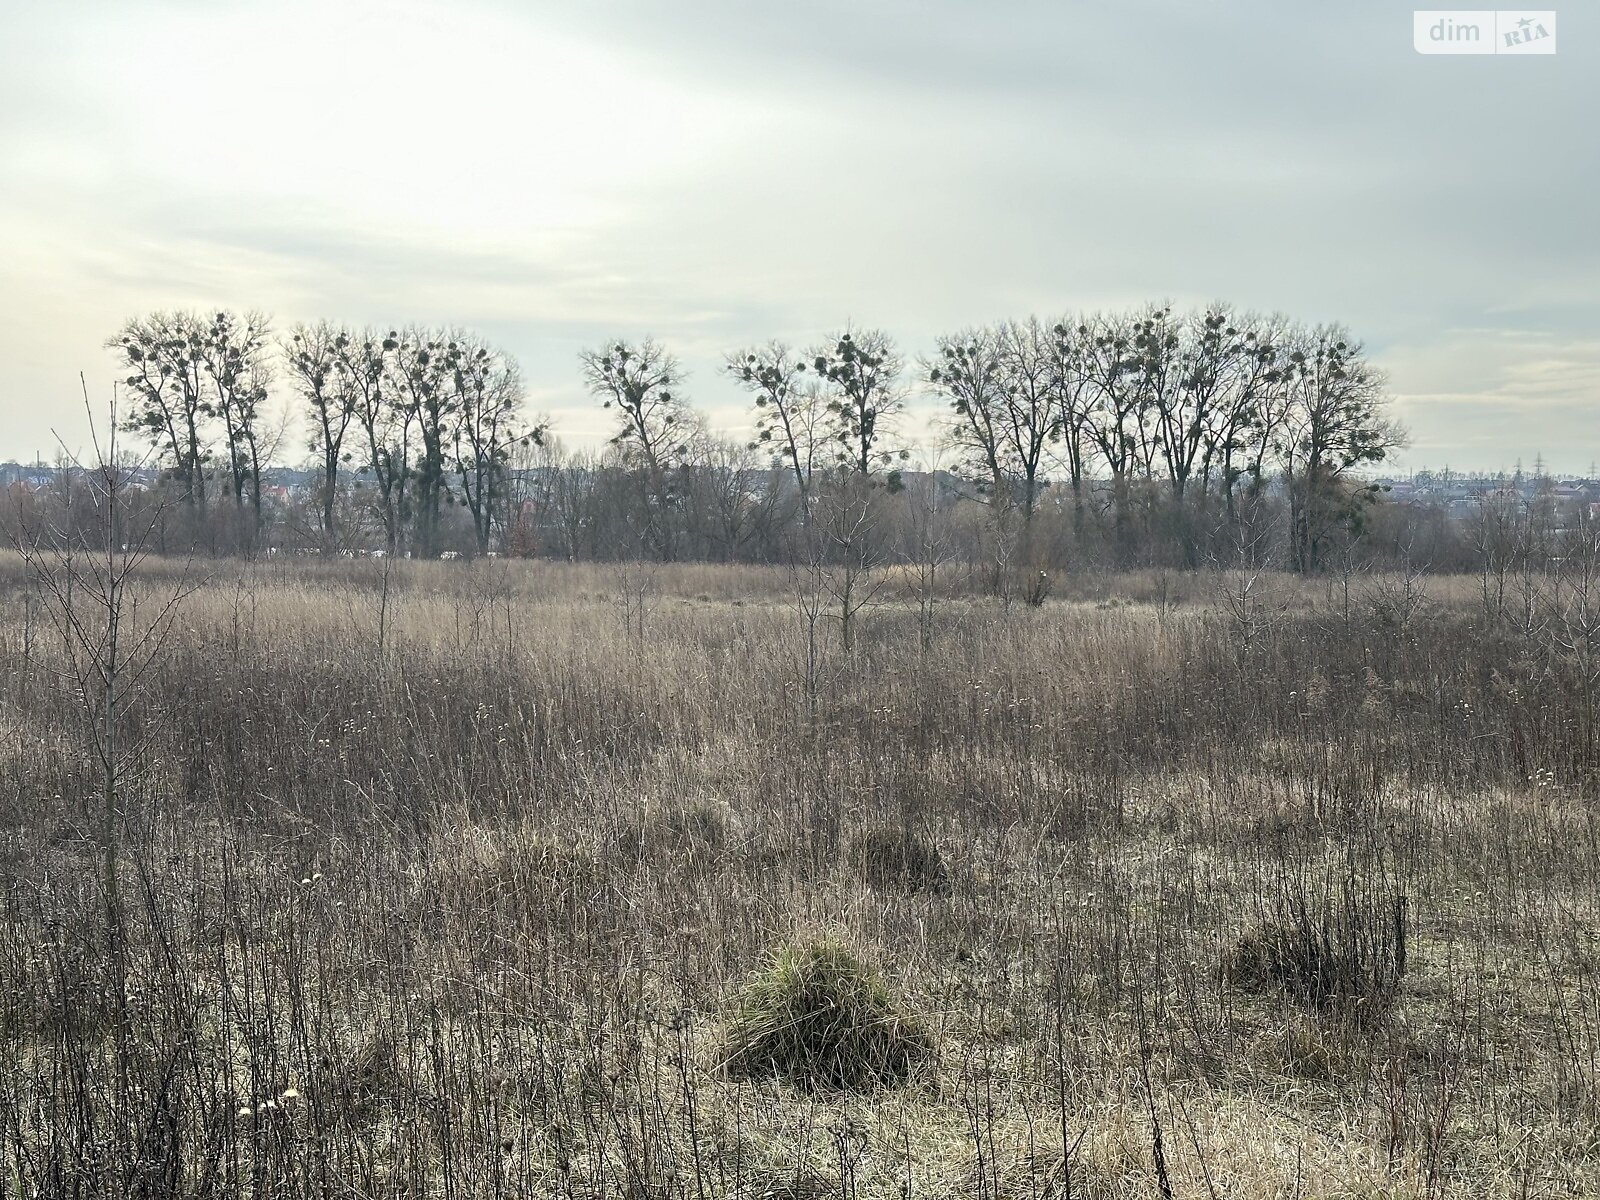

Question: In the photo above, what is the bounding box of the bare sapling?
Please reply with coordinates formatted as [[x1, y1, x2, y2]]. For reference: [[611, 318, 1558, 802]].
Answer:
[[8, 380, 193, 1193]]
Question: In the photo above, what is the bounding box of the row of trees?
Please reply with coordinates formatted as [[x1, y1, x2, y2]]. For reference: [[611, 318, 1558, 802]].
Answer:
[[580, 306, 1399, 572], [103, 303, 1399, 571], [108, 313, 544, 556], [111, 311, 276, 529], [928, 308, 1399, 571]]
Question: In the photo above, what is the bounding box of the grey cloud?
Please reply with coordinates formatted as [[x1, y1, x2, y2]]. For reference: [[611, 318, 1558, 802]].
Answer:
[[0, 0, 1595, 470]]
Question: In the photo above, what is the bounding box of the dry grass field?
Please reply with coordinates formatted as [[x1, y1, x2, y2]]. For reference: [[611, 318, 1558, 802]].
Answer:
[[2, 556, 1598, 1198]]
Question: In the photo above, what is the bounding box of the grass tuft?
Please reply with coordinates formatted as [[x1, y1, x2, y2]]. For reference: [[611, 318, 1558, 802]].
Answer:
[[615, 799, 732, 869], [853, 825, 951, 894], [722, 939, 936, 1093], [1226, 890, 1408, 1012]]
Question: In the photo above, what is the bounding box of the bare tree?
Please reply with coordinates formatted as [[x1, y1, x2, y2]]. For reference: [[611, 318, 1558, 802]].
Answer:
[[787, 544, 831, 730], [536, 444, 604, 560], [337, 329, 408, 553], [727, 341, 825, 517], [929, 327, 1009, 508], [388, 327, 458, 557], [1470, 491, 1523, 621], [581, 338, 692, 558], [1142, 304, 1280, 562], [783, 479, 887, 724], [1048, 318, 1099, 535], [931, 318, 1061, 532], [451, 337, 543, 553], [680, 435, 767, 562], [284, 320, 356, 546], [10, 385, 191, 1195], [1072, 310, 1150, 555], [1152, 305, 1235, 503], [1121, 303, 1182, 485], [814, 477, 887, 654], [811, 328, 906, 478], [1276, 326, 1402, 573], [109, 311, 213, 514], [1209, 515, 1285, 677], [582, 338, 689, 476], [613, 557, 659, 647], [1551, 514, 1600, 711], [991, 317, 1060, 524], [899, 466, 955, 653], [198, 309, 273, 536], [1198, 309, 1290, 522]]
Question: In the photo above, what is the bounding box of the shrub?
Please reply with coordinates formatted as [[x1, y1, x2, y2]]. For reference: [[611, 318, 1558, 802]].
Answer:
[[722, 939, 936, 1093], [853, 825, 950, 894], [318, 1031, 400, 1122], [1227, 890, 1408, 1012], [421, 825, 604, 938], [614, 799, 731, 869]]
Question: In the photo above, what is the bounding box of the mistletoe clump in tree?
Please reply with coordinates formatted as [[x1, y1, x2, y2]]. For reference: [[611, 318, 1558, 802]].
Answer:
[[810, 328, 908, 484], [726, 341, 826, 516], [580, 338, 696, 558]]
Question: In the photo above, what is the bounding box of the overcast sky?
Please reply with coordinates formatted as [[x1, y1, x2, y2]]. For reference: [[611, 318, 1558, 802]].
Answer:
[[1, 0, 1595, 474]]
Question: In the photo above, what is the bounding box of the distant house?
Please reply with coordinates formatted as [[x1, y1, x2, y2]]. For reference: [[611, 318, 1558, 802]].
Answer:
[[0, 461, 56, 490]]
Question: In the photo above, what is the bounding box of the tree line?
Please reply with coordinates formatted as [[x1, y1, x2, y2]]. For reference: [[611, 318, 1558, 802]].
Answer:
[[94, 303, 1402, 572], [107, 313, 543, 558]]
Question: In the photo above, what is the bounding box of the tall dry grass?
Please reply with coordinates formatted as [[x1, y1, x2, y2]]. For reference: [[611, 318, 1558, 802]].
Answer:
[[0, 555, 1596, 1197]]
